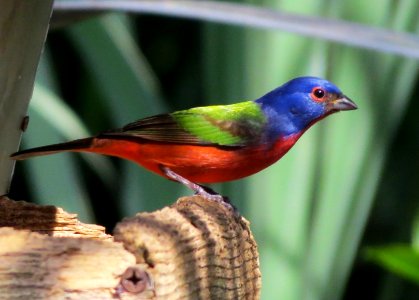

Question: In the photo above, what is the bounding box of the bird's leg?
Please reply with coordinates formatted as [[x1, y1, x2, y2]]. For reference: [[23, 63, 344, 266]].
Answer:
[[159, 165, 238, 214]]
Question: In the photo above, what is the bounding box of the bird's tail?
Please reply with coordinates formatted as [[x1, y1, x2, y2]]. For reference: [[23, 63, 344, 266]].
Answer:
[[10, 137, 94, 160]]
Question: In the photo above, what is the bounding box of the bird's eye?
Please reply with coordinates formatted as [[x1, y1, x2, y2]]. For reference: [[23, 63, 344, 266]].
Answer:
[[311, 87, 326, 102]]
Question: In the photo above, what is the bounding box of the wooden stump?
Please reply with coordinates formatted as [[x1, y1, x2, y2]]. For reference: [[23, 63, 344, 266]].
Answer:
[[0, 195, 261, 299]]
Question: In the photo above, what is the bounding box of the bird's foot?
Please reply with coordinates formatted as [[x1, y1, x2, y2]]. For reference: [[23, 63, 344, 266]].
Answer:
[[160, 165, 240, 218], [195, 185, 239, 216]]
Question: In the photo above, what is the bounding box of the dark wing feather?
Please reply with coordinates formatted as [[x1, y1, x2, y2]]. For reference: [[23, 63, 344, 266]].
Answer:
[[99, 113, 208, 144]]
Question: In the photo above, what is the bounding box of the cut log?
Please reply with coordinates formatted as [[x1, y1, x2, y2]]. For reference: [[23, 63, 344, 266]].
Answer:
[[0, 196, 261, 299]]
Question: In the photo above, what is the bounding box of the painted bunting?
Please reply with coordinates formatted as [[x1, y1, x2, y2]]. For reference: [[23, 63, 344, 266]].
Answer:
[[11, 77, 356, 205]]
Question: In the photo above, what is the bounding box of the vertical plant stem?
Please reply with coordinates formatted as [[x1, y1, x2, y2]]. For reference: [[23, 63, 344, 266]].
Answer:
[[0, 0, 53, 194]]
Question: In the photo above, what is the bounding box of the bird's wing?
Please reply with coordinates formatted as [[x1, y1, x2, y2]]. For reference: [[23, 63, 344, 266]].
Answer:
[[102, 101, 266, 147]]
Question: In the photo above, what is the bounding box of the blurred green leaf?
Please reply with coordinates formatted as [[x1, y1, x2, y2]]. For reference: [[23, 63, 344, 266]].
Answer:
[[31, 83, 116, 184], [26, 53, 95, 222], [366, 245, 419, 285], [67, 13, 185, 214], [53, 0, 419, 59]]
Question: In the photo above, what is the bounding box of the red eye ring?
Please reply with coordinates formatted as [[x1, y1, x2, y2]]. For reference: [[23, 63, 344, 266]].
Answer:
[[311, 87, 326, 102]]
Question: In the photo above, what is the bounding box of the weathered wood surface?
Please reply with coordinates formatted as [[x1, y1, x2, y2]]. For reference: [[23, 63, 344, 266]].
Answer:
[[0, 196, 261, 299], [0, 196, 110, 239]]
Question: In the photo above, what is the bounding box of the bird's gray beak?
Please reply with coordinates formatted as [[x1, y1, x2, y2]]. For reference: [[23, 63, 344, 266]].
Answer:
[[328, 95, 358, 112]]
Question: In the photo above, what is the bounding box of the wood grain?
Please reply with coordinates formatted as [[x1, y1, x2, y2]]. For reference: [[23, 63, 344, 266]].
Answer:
[[0, 196, 261, 299]]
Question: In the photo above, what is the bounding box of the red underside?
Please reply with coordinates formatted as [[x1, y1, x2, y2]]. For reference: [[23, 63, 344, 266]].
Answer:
[[82, 135, 302, 183]]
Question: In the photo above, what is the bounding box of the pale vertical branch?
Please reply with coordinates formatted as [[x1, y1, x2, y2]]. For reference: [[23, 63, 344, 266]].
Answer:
[[0, 0, 53, 194]]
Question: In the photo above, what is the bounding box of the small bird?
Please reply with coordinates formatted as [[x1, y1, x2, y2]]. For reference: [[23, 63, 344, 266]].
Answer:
[[12, 77, 357, 206]]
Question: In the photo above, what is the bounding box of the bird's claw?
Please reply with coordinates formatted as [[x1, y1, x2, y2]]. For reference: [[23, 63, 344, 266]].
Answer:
[[194, 188, 240, 218], [160, 165, 240, 218]]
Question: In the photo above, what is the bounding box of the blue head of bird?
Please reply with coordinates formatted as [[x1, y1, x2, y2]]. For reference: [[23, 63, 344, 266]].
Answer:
[[256, 76, 357, 140]]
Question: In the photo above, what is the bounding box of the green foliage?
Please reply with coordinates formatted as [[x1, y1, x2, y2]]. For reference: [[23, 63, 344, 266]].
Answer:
[[366, 245, 419, 285]]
